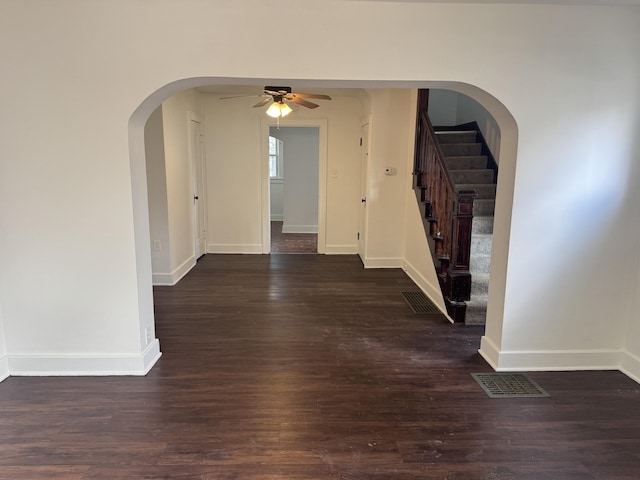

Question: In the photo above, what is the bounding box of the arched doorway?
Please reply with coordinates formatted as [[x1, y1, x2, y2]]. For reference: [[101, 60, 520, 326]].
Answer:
[[128, 78, 518, 374]]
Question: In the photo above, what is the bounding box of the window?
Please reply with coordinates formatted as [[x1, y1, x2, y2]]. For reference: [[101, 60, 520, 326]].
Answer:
[[269, 136, 284, 179]]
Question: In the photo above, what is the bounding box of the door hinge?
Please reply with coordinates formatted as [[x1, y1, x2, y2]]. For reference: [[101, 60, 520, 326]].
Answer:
[[357, 232, 360, 240], [360, 137, 363, 146]]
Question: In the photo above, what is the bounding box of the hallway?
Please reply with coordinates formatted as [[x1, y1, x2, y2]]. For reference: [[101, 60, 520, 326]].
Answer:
[[0, 255, 638, 479], [270, 221, 317, 254]]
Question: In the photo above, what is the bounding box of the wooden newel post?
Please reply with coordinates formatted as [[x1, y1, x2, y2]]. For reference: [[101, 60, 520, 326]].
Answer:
[[451, 190, 476, 271]]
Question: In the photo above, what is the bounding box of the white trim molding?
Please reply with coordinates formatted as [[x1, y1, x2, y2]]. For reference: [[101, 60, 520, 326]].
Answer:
[[478, 336, 500, 370], [7, 340, 161, 377], [207, 243, 263, 254], [620, 349, 640, 384], [363, 257, 403, 269], [479, 344, 622, 372], [281, 224, 318, 234], [152, 255, 196, 286], [0, 355, 9, 382], [324, 244, 358, 255]]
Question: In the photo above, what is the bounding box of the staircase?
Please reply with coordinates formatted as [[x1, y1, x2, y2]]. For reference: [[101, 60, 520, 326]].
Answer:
[[434, 127, 496, 325]]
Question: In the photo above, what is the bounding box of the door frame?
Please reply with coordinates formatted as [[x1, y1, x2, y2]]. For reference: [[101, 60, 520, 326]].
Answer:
[[187, 111, 207, 259], [260, 118, 328, 254], [358, 116, 371, 262]]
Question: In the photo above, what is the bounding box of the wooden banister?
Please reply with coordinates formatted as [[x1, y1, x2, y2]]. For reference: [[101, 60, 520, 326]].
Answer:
[[413, 90, 476, 321]]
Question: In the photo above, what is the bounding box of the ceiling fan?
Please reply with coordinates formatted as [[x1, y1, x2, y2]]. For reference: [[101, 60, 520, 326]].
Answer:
[[220, 86, 332, 118]]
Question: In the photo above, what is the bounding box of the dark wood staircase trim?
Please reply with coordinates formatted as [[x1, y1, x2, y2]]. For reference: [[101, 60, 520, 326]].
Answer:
[[412, 89, 476, 322]]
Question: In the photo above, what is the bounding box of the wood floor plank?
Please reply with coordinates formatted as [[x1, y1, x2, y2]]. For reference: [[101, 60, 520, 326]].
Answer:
[[0, 466, 89, 480], [0, 254, 638, 479]]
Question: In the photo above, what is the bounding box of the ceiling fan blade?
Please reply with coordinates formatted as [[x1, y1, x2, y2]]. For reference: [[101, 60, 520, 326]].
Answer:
[[288, 97, 319, 109], [289, 93, 332, 101], [252, 98, 272, 108], [219, 94, 262, 100], [264, 89, 288, 97]]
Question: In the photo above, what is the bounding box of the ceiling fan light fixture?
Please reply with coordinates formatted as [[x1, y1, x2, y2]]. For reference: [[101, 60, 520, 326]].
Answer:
[[280, 102, 293, 116], [266, 100, 292, 118]]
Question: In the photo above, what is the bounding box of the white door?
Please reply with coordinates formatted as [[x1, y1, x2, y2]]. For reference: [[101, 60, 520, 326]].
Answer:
[[358, 123, 369, 262], [189, 118, 206, 259]]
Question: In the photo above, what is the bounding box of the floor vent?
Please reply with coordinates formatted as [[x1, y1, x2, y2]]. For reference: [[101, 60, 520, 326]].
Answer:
[[472, 373, 549, 398], [401, 291, 441, 315]]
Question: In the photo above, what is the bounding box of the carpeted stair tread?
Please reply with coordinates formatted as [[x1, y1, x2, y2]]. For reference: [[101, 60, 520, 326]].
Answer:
[[465, 296, 488, 325], [445, 156, 488, 170], [435, 131, 477, 144], [471, 233, 493, 256], [473, 199, 495, 216], [470, 254, 491, 275], [450, 169, 494, 185], [440, 143, 483, 156], [471, 274, 490, 296], [472, 216, 494, 234], [455, 183, 496, 199]]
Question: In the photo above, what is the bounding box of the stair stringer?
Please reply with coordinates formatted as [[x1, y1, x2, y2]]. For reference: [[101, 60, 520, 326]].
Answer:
[[401, 191, 451, 320]]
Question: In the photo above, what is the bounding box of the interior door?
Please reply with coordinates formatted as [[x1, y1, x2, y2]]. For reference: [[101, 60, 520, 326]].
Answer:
[[189, 118, 206, 259], [358, 123, 369, 262]]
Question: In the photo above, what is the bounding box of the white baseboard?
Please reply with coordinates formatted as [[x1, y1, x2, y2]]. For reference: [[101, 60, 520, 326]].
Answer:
[[0, 355, 9, 382], [7, 340, 162, 377], [363, 257, 403, 269], [270, 214, 284, 221], [152, 255, 196, 286], [324, 244, 358, 255], [282, 224, 318, 234], [479, 339, 640, 386], [480, 345, 621, 372], [207, 243, 263, 254], [478, 335, 500, 370], [402, 259, 450, 320], [620, 349, 640, 384]]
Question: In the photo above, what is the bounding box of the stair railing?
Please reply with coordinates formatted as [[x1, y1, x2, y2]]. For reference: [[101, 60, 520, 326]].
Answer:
[[413, 108, 476, 321]]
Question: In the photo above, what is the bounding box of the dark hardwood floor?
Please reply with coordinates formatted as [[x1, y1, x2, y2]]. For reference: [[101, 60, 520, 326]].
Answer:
[[271, 221, 317, 254], [0, 254, 639, 479]]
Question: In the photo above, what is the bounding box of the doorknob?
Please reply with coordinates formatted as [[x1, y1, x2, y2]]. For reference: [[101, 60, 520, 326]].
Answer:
[[361, 198, 366, 203], [193, 195, 199, 200]]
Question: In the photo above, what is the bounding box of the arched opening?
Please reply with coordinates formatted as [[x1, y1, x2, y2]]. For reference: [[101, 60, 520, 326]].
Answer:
[[128, 78, 518, 374]]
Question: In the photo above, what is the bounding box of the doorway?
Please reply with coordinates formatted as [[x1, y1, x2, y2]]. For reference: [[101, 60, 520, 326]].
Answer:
[[188, 113, 206, 260], [129, 80, 518, 377], [269, 126, 319, 254], [358, 120, 370, 262]]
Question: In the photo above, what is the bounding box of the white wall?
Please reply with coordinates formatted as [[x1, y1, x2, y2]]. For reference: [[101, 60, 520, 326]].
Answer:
[[144, 106, 171, 278], [428, 90, 458, 126], [160, 89, 202, 282], [271, 127, 319, 233], [428, 89, 501, 162], [203, 95, 267, 253], [1, 1, 639, 381], [203, 94, 363, 254], [456, 94, 501, 162], [270, 179, 284, 221], [364, 89, 414, 267]]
